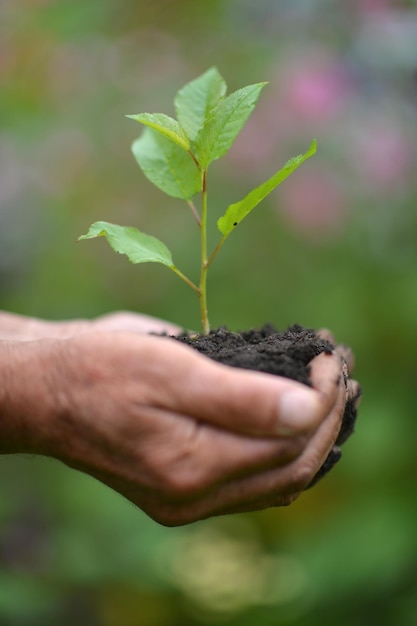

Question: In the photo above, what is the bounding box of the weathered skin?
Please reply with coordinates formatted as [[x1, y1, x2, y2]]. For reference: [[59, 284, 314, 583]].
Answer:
[[0, 311, 358, 526]]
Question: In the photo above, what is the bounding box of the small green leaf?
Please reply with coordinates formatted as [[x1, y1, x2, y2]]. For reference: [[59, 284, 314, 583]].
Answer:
[[126, 113, 190, 151], [132, 128, 201, 199], [174, 67, 227, 141], [78, 221, 174, 266], [217, 139, 317, 237], [194, 82, 267, 169]]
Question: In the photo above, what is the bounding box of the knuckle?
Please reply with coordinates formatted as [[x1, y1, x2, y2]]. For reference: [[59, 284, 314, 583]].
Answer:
[[279, 492, 301, 507], [288, 463, 316, 492], [141, 422, 207, 498], [160, 469, 202, 498]]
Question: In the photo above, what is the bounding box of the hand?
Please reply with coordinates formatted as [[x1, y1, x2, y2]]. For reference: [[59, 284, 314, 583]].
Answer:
[[0, 310, 181, 340], [1, 324, 353, 526]]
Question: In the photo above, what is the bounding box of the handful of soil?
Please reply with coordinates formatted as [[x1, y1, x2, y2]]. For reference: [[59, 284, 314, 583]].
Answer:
[[176, 323, 359, 487]]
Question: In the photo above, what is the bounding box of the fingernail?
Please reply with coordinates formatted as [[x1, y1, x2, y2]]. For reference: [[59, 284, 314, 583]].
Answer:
[[277, 388, 321, 435]]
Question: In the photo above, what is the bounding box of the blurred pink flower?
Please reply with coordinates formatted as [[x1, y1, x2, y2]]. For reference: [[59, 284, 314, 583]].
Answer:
[[278, 166, 347, 239], [281, 55, 353, 125], [229, 50, 354, 176], [353, 122, 415, 194]]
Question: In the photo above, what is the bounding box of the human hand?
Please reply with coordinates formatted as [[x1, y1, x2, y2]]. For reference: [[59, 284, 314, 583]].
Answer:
[[2, 328, 353, 526], [0, 310, 181, 340]]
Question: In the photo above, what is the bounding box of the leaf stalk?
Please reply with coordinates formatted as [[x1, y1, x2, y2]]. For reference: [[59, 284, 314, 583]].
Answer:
[[207, 235, 227, 268], [170, 266, 200, 294], [186, 199, 201, 226]]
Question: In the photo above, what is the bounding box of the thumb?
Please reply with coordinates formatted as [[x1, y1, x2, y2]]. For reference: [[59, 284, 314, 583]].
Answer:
[[158, 339, 342, 438]]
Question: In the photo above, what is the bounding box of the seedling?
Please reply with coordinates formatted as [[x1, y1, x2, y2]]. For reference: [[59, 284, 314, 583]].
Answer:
[[79, 67, 316, 334]]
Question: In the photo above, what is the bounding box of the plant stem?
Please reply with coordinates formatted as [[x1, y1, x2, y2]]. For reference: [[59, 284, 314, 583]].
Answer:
[[199, 170, 210, 335], [207, 235, 227, 268], [170, 266, 200, 294]]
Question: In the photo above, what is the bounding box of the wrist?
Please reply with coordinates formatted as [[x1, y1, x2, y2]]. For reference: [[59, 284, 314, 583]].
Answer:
[[0, 339, 62, 454]]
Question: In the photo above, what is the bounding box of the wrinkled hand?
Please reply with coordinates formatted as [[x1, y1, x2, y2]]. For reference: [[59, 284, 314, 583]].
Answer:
[[1, 313, 356, 526]]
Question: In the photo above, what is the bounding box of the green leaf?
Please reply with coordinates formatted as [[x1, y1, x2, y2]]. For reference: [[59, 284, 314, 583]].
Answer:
[[132, 128, 201, 199], [174, 67, 227, 141], [126, 113, 190, 151], [78, 221, 174, 267], [217, 139, 317, 237], [194, 82, 268, 169]]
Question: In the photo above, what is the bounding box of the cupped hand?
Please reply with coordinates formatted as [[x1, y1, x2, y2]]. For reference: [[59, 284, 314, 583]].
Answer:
[[5, 326, 354, 526]]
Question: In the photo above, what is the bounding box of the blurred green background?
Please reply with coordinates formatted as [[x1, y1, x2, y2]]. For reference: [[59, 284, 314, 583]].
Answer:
[[1, 1, 417, 624]]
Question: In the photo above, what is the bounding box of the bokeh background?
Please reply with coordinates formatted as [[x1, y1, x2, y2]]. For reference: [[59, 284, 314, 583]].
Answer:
[[1, 1, 417, 624]]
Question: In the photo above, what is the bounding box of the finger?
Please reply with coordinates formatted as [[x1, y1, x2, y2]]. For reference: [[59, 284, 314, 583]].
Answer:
[[335, 382, 361, 446], [150, 339, 343, 439], [137, 362, 345, 525], [335, 344, 355, 374], [346, 377, 362, 404], [68, 420, 306, 519], [307, 445, 342, 488], [163, 372, 345, 524], [205, 364, 344, 519], [316, 327, 336, 345], [309, 351, 342, 395], [127, 405, 310, 496], [316, 328, 355, 374], [222, 371, 344, 508], [83, 419, 306, 527], [96, 380, 344, 527]]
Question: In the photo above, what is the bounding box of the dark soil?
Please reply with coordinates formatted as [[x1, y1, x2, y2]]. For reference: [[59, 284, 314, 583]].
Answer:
[[176, 323, 359, 487]]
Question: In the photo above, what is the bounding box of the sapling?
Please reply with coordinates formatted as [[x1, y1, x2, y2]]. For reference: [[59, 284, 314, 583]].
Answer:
[[79, 67, 316, 335]]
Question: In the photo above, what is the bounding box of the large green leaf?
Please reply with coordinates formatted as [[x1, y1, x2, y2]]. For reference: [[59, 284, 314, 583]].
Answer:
[[217, 139, 317, 237], [194, 82, 267, 169], [132, 128, 201, 199], [174, 67, 227, 142], [78, 221, 174, 266], [126, 113, 190, 151]]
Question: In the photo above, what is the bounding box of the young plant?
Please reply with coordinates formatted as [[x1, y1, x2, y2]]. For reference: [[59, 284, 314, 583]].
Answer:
[[79, 67, 316, 335]]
